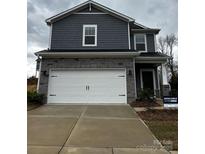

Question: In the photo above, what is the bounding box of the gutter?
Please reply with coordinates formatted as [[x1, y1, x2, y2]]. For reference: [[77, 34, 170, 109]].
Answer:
[[135, 56, 168, 63], [35, 52, 140, 58], [131, 29, 160, 34]]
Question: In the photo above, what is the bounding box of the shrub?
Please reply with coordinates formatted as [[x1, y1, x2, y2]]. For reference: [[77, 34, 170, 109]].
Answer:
[[27, 91, 44, 103], [138, 88, 155, 101], [170, 89, 178, 97], [169, 72, 178, 97], [27, 76, 38, 85]]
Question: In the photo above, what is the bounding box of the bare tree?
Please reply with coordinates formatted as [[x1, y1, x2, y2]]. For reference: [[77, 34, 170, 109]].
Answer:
[[157, 34, 178, 76], [166, 34, 178, 75], [158, 36, 166, 54]]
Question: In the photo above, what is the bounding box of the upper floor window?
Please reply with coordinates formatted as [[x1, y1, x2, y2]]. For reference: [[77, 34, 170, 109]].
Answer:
[[134, 34, 147, 52], [83, 25, 97, 46]]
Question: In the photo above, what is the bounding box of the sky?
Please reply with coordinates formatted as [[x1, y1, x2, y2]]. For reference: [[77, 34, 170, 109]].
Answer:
[[27, 0, 178, 77]]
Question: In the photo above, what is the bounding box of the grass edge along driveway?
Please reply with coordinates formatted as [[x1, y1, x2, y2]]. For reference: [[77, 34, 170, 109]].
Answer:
[[138, 109, 178, 150]]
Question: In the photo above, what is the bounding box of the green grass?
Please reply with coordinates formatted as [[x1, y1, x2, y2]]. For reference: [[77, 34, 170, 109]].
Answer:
[[145, 120, 178, 150], [138, 109, 178, 150]]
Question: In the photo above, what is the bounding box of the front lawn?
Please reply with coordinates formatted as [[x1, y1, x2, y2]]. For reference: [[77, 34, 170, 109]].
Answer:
[[138, 109, 178, 150]]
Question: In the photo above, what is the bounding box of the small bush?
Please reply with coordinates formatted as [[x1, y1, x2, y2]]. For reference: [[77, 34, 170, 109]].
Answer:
[[170, 89, 178, 97], [138, 88, 155, 101], [27, 76, 38, 85], [27, 91, 44, 103]]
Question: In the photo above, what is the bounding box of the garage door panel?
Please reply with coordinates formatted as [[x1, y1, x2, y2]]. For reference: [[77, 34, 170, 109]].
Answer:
[[48, 69, 126, 104]]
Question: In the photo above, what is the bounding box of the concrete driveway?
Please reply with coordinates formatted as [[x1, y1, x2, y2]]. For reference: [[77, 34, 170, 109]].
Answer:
[[28, 104, 169, 154]]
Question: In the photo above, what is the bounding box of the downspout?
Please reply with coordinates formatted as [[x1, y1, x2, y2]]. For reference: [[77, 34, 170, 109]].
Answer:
[[128, 22, 131, 50]]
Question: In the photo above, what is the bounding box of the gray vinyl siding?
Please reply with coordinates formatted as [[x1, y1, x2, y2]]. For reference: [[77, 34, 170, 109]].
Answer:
[[130, 33, 156, 52], [146, 34, 155, 52], [51, 14, 129, 50], [130, 34, 134, 50]]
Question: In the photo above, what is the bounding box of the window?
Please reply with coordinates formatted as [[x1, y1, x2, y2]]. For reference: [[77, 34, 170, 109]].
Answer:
[[83, 25, 97, 46], [134, 34, 146, 51]]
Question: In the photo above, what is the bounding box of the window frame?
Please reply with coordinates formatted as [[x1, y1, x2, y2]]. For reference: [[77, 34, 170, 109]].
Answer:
[[134, 34, 147, 52], [82, 24, 97, 47]]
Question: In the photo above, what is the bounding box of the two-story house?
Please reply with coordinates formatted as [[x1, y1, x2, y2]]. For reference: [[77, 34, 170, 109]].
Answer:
[[35, 0, 169, 104]]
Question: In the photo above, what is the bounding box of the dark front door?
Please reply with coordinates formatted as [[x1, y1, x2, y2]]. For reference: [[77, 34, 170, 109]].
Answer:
[[141, 71, 154, 94]]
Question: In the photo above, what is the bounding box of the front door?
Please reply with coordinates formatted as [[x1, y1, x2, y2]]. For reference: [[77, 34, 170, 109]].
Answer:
[[140, 69, 156, 95]]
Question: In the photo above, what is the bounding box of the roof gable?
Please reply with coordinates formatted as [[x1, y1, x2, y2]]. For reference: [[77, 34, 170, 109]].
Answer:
[[46, 0, 136, 24], [45, 0, 160, 32], [78, 4, 104, 13]]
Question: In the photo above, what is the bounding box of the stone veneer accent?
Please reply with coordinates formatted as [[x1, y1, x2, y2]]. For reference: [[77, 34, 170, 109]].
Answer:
[[38, 58, 136, 104]]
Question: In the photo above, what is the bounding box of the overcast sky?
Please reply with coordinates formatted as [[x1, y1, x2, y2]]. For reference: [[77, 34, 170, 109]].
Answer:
[[27, 0, 178, 77]]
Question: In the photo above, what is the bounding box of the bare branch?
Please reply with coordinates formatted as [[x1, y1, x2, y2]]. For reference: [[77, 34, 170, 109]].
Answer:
[[158, 36, 166, 54], [157, 34, 178, 77]]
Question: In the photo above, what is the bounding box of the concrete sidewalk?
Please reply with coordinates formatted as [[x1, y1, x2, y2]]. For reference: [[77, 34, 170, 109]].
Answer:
[[28, 105, 169, 154]]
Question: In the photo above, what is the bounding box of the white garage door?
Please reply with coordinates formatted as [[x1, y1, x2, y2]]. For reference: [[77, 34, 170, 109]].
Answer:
[[47, 69, 127, 104]]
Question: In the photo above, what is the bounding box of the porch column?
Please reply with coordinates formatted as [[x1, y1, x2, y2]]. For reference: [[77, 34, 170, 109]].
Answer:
[[36, 57, 42, 93], [161, 63, 170, 96]]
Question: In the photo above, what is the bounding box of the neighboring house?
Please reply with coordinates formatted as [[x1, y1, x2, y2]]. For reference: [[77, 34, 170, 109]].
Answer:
[[35, 0, 169, 104]]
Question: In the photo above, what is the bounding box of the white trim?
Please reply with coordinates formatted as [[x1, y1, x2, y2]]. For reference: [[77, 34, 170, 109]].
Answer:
[[157, 67, 161, 92], [46, 0, 134, 24], [47, 68, 127, 104], [74, 12, 107, 14], [48, 24, 52, 49], [145, 34, 147, 52], [47, 68, 52, 101], [89, 2, 91, 12], [161, 63, 169, 85], [154, 34, 157, 52], [128, 23, 131, 49], [82, 24, 97, 47], [133, 58, 137, 98], [134, 34, 147, 52], [46, 1, 92, 22], [37, 59, 42, 92], [124, 68, 128, 104], [140, 69, 156, 95]]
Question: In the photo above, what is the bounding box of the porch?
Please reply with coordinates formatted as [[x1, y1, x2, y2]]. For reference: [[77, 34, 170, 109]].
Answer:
[[134, 52, 170, 98]]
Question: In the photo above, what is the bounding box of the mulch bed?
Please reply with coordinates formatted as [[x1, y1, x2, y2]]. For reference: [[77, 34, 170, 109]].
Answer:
[[138, 109, 178, 121], [130, 100, 162, 107]]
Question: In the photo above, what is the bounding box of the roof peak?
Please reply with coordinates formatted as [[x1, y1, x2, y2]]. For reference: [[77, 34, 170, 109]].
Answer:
[[46, 0, 135, 24], [45, 0, 154, 29]]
